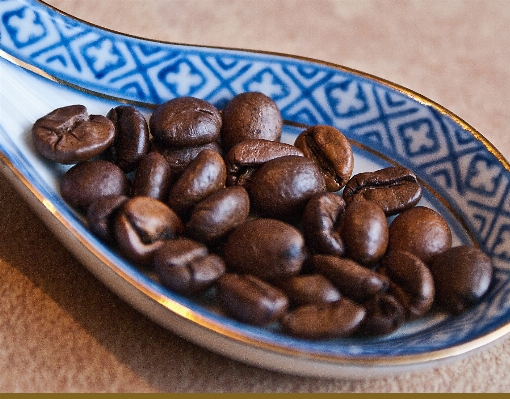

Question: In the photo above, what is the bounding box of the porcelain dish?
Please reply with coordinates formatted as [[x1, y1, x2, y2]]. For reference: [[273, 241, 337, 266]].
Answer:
[[1, 0, 510, 378]]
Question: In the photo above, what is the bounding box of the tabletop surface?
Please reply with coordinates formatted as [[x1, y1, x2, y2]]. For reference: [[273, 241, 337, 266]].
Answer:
[[1, 0, 509, 392]]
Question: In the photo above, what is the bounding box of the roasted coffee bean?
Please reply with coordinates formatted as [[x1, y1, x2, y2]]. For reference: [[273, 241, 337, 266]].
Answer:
[[114, 196, 183, 266], [153, 238, 226, 295], [86, 194, 128, 243], [185, 186, 250, 243], [356, 294, 405, 336], [311, 254, 390, 303], [341, 199, 389, 266], [217, 274, 288, 326], [225, 139, 304, 186], [388, 206, 452, 265], [343, 166, 422, 216], [221, 92, 282, 150], [131, 152, 172, 201], [274, 274, 341, 307], [167, 149, 227, 216], [379, 250, 435, 320], [32, 105, 115, 164], [223, 218, 307, 281], [105, 105, 149, 172], [60, 159, 130, 211], [281, 298, 366, 339], [248, 155, 327, 220], [429, 245, 493, 314], [301, 192, 346, 256], [149, 97, 221, 147], [294, 125, 354, 192]]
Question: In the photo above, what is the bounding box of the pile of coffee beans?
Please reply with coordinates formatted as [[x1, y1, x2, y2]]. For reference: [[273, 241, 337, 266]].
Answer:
[[31, 92, 494, 340]]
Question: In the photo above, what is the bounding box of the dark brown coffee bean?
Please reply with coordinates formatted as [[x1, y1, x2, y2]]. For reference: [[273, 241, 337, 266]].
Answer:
[[217, 274, 288, 326], [248, 155, 327, 220], [223, 218, 307, 281], [149, 97, 221, 147], [114, 196, 183, 266], [274, 274, 341, 307], [86, 194, 128, 243], [388, 206, 452, 265], [429, 245, 493, 314], [167, 149, 227, 216], [60, 160, 130, 211], [131, 152, 172, 201], [311, 254, 390, 303], [294, 125, 354, 191], [356, 294, 405, 336], [185, 186, 250, 243], [153, 238, 226, 295], [225, 139, 304, 186], [32, 105, 115, 164], [221, 92, 282, 150], [281, 298, 366, 339], [343, 166, 422, 216], [105, 105, 150, 172], [379, 250, 435, 320], [341, 199, 389, 266], [301, 192, 346, 256]]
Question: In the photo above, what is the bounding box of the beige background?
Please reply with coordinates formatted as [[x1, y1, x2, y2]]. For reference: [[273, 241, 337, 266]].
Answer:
[[1, 0, 509, 392]]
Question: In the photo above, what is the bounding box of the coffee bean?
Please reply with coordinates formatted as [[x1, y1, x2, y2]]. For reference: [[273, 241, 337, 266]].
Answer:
[[150, 97, 221, 147], [223, 218, 307, 280], [274, 274, 341, 307], [294, 125, 354, 191], [301, 192, 346, 256], [86, 194, 128, 243], [217, 274, 288, 326], [429, 245, 493, 314], [281, 298, 366, 339], [131, 152, 172, 201], [343, 166, 422, 216], [248, 155, 327, 220], [153, 238, 226, 295], [388, 206, 452, 264], [32, 105, 115, 164], [60, 159, 130, 211], [185, 185, 250, 243], [225, 139, 304, 186], [356, 294, 405, 336], [113, 196, 183, 266]]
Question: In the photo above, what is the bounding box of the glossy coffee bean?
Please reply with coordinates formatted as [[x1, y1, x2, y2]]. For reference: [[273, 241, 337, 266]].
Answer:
[[294, 125, 354, 191], [217, 274, 288, 326], [343, 166, 422, 216], [149, 97, 222, 147], [105, 105, 149, 172], [248, 155, 327, 220], [341, 199, 389, 266], [185, 185, 250, 243], [274, 274, 341, 307], [223, 218, 307, 281], [429, 245, 493, 314], [32, 105, 115, 164], [356, 294, 405, 336], [153, 238, 226, 295], [131, 152, 172, 201], [113, 196, 183, 266], [388, 206, 452, 265], [225, 139, 304, 186], [60, 160, 130, 211], [167, 149, 227, 216], [301, 192, 346, 256], [281, 298, 366, 339], [221, 92, 282, 150], [86, 194, 128, 243], [379, 250, 435, 320], [311, 254, 390, 303]]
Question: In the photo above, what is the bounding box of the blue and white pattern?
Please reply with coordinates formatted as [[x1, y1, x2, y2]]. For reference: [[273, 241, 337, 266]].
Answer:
[[1, 0, 510, 363]]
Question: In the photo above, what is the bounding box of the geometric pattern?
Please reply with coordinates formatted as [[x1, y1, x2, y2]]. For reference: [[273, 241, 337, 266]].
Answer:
[[2, 0, 510, 358]]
